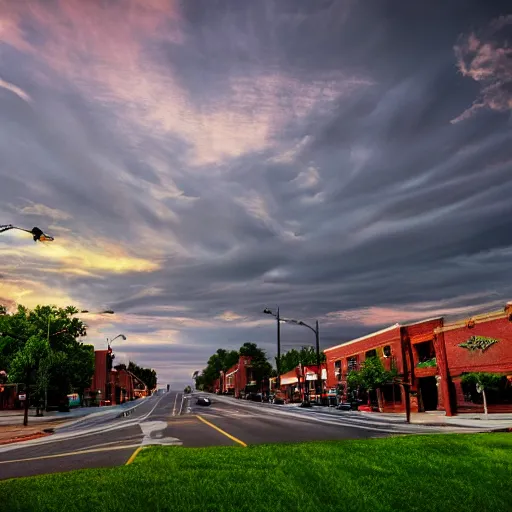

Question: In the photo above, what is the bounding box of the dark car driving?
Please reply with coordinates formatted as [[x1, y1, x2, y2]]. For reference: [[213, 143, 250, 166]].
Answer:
[[196, 396, 211, 406]]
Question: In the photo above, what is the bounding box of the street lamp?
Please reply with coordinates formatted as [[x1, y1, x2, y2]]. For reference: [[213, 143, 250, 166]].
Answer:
[[107, 333, 126, 350], [263, 308, 281, 389], [281, 317, 322, 404], [0, 224, 54, 242]]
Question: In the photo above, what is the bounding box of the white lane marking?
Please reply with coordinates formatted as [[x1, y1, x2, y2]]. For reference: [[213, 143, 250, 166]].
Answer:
[[0, 392, 169, 454], [201, 395, 482, 434], [179, 395, 186, 415], [140, 421, 182, 446], [172, 393, 180, 416], [139, 392, 167, 422]]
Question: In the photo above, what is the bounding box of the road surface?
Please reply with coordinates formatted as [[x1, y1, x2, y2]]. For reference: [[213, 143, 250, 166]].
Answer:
[[0, 390, 485, 480]]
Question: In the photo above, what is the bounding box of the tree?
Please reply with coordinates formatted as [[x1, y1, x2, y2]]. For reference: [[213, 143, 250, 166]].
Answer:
[[0, 304, 94, 413], [197, 348, 240, 391], [346, 356, 397, 411], [128, 361, 157, 391], [8, 335, 50, 421], [276, 346, 326, 375], [461, 372, 504, 419], [184, 385, 192, 393]]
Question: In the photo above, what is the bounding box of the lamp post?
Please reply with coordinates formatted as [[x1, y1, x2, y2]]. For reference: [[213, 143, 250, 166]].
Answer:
[[0, 224, 54, 242], [45, 309, 115, 412], [283, 318, 322, 404], [105, 334, 125, 405], [107, 333, 126, 350], [263, 308, 281, 389]]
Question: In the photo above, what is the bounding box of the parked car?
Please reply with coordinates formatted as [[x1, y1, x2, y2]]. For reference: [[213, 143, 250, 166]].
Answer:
[[246, 392, 262, 402], [196, 397, 211, 406]]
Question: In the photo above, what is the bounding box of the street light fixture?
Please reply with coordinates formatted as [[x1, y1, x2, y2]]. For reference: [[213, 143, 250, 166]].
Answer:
[[80, 310, 115, 315], [0, 224, 54, 242], [107, 333, 126, 349], [283, 317, 322, 404]]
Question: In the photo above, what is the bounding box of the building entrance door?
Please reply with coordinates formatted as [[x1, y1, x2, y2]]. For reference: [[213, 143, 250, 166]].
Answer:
[[419, 377, 438, 411]]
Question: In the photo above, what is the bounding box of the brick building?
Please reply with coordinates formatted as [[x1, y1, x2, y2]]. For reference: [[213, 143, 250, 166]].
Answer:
[[434, 306, 512, 414], [324, 303, 512, 415], [273, 363, 328, 402], [215, 356, 272, 398], [218, 356, 254, 398], [84, 349, 148, 406]]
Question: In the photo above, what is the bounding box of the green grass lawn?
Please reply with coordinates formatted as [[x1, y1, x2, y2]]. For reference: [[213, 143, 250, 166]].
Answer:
[[1, 434, 511, 512]]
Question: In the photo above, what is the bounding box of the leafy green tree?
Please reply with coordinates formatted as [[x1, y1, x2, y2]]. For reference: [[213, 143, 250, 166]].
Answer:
[[0, 304, 93, 410], [128, 361, 157, 391], [184, 385, 192, 393], [276, 347, 326, 375], [461, 372, 504, 419], [8, 335, 50, 417], [346, 356, 397, 410], [197, 348, 240, 390]]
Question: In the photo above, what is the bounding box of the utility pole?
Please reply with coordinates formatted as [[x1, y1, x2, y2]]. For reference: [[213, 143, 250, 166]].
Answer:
[[315, 320, 321, 404], [23, 365, 30, 427], [276, 307, 281, 389]]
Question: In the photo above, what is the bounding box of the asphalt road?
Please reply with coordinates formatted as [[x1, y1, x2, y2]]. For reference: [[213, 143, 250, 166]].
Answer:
[[0, 390, 467, 480]]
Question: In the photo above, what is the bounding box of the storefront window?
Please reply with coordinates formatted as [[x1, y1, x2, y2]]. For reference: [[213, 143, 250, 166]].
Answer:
[[347, 356, 358, 372]]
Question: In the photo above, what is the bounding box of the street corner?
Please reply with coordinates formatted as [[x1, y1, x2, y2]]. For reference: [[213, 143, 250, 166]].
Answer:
[[0, 430, 51, 446]]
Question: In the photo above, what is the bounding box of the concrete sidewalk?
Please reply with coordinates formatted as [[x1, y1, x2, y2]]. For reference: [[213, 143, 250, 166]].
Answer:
[[208, 394, 512, 431], [287, 404, 512, 430], [0, 399, 145, 427]]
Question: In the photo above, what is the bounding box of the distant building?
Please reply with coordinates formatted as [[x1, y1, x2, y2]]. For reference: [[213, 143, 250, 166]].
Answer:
[[84, 349, 148, 406]]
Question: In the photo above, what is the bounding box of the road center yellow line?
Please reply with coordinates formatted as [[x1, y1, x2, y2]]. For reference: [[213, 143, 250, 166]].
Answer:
[[0, 443, 142, 465], [195, 415, 247, 447], [125, 446, 143, 465]]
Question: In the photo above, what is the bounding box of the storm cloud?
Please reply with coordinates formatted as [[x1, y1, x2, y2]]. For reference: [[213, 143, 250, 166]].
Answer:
[[1, 0, 511, 387]]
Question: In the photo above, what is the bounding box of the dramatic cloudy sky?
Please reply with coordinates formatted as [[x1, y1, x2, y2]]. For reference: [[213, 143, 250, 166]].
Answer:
[[1, 0, 511, 387]]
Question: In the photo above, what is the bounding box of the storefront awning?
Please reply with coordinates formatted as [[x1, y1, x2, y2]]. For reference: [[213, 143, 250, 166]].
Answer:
[[281, 376, 298, 385]]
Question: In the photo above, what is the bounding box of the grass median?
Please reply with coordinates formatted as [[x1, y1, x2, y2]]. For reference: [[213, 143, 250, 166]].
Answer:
[[1, 433, 511, 512]]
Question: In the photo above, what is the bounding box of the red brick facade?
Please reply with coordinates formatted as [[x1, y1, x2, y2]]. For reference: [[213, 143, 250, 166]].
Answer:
[[217, 356, 270, 398], [323, 304, 512, 415], [85, 349, 147, 406]]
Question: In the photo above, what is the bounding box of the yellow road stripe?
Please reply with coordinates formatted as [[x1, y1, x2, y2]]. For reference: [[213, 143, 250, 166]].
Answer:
[[125, 446, 143, 465], [0, 443, 141, 465], [167, 420, 198, 425], [195, 415, 247, 447]]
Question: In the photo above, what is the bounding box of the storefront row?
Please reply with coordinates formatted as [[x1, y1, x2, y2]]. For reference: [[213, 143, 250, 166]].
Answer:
[[274, 303, 512, 415]]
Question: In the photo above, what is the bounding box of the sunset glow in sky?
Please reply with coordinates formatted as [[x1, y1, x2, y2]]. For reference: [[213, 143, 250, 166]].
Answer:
[[1, 1, 511, 387]]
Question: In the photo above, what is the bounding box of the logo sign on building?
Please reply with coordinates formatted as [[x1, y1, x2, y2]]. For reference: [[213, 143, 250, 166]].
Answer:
[[18, 393, 26, 401], [458, 336, 499, 352]]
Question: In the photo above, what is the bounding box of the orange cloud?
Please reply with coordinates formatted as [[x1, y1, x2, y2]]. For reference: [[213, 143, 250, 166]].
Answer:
[[325, 297, 504, 327], [452, 15, 512, 123]]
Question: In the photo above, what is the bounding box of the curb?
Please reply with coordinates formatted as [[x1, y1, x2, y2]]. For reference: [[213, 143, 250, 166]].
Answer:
[[116, 397, 148, 419], [0, 431, 50, 445]]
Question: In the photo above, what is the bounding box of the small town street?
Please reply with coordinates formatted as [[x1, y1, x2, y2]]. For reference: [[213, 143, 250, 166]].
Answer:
[[0, 390, 504, 481]]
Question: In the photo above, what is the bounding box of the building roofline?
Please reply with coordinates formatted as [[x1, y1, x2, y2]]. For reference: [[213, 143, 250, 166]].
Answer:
[[324, 323, 400, 353], [400, 316, 443, 327]]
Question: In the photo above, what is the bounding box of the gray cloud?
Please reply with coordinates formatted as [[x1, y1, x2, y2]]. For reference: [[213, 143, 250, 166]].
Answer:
[[1, 0, 511, 386]]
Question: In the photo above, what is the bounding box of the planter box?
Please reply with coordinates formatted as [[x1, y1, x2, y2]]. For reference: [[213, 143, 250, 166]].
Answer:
[[415, 366, 437, 377]]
